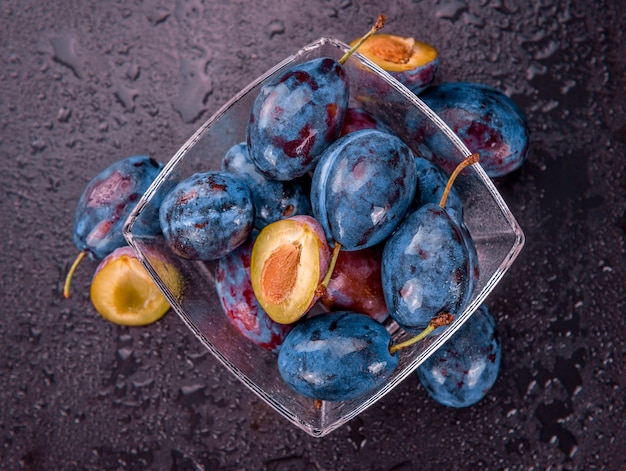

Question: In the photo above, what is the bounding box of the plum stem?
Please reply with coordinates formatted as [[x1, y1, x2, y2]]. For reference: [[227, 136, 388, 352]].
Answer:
[[439, 153, 480, 208], [389, 313, 454, 354], [315, 242, 342, 297], [63, 251, 88, 299], [339, 14, 386, 65]]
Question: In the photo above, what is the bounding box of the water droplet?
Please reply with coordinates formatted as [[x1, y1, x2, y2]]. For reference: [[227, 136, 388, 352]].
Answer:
[[324, 6, 338, 18], [177, 383, 206, 407], [146, 5, 171, 24], [462, 12, 485, 28], [31, 138, 47, 154], [126, 63, 140, 81], [266, 20, 285, 39], [114, 83, 138, 111], [50, 35, 83, 79], [526, 62, 548, 80], [435, 0, 468, 21], [172, 58, 212, 124], [534, 39, 561, 60], [117, 347, 133, 361]]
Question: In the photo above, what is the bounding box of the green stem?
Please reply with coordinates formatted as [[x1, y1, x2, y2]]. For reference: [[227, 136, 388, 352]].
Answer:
[[315, 242, 342, 297], [389, 312, 454, 354], [439, 153, 480, 208], [338, 14, 386, 65], [63, 251, 87, 299]]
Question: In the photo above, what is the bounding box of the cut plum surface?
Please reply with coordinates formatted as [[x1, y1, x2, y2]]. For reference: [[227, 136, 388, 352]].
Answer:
[[250, 216, 331, 324]]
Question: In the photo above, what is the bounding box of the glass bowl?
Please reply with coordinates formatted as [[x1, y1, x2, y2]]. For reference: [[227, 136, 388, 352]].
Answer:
[[123, 37, 525, 437]]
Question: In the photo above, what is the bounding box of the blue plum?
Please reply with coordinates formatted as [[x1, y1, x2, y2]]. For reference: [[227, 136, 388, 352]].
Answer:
[[382, 204, 473, 332], [246, 57, 350, 181], [246, 14, 386, 181], [159, 171, 253, 260], [416, 304, 501, 408], [65, 155, 163, 298], [277, 311, 398, 401], [221, 142, 311, 229], [311, 129, 417, 251], [410, 82, 530, 178], [73, 155, 163, 261], [215, 231, 292, 352]]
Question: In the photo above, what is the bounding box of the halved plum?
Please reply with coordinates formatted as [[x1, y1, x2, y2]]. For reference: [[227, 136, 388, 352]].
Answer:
[[250, 216, 331, 325], [90, 246, 173, 326], [351, 33, 439, 95], [216, 231, 293, 352]]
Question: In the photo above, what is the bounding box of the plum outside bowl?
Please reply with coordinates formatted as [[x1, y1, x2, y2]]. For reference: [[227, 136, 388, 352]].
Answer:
[[123, 37, 525, 437]]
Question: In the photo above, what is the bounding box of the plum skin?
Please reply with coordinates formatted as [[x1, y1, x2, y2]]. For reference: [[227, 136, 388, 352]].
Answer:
[[320, 246, 389, 323], [73, 155, 163, 260], [412, 156, 464, 223], [277, 311, 398, 401], [382, 204, 473, 332], [416, 304, 501, 408], [247, 57, 350, 181], [311, 129, 417, 251], [159, 171, 254, 260], [410, 81, 530, 178], [221, 142, 311, 229]]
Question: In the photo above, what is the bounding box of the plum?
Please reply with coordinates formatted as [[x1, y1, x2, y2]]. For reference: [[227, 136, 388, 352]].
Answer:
[[246, 15, 385, 181], [416, 304, 501, 407], [381, 155, 479, 332], [73, 155, 163, 260], [159, 171, 254, 260], [339, 107, 392, 137], [277, 311, 398, 401], [320, 245, 389, 323], [221, 142, 311, 229], [412, 156, 464, 223], [311, 129, 417, 251], [64, 155, 163, 298], [411, 82, 530, 178]]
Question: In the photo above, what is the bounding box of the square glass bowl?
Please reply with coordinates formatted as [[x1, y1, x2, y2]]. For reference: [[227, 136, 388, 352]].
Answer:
[[123, 37, 525, 437]]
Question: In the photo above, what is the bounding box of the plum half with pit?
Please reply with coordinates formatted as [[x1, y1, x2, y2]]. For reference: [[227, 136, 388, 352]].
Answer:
[[216, 231, 293, 352], [350, 33, 439, 95], [250, 215, 331, 325]]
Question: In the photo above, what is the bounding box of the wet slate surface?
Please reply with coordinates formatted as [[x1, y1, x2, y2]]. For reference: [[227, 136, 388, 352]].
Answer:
[[1, 0, 625, 469]]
